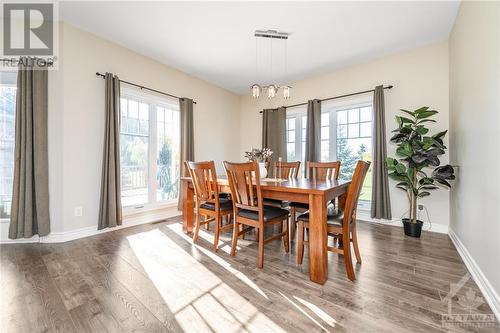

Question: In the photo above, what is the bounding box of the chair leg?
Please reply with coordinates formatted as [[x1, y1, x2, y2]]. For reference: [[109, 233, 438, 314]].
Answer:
[[257, 226, 264, 268], [289, 207, 296, 242], [205, 215, 210, 231], [240, 223, 245, 240], [193, 212, 202, 243], [297, 221, 304, 265], [351, 224, 361, 263], [214, 214, 221, 251], [283, 219, 290, 253], [230, 221, 239, 256], [343, 233, 355, 281]]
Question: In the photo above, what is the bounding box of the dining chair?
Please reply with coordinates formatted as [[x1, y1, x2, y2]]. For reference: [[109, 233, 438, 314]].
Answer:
[[296, 160, 370, 281], [263, 161, 301, 208], [186, 160, 233, 251], [223, 161, 290, 268], [289, 161, 341, 240]]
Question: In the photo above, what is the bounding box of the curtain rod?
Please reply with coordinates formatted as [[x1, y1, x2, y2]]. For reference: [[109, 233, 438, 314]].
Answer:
[[95, 72, 197, 104], [259, 85, 393, 113]]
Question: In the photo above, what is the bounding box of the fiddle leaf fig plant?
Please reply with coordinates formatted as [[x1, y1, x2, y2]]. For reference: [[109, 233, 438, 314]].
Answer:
[[385, 107, 455, 224]]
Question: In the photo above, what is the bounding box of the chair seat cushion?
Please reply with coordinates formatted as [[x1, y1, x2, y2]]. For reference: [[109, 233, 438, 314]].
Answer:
[[297, 206, 344, 227], [289, 202, 309, 209], [263, 198, 290, 208], [200, 198, 233, 211], [237, 205, 289, 222]]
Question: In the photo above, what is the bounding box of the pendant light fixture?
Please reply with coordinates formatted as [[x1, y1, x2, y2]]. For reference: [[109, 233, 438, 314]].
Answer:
[[250, 29, 292, 100]]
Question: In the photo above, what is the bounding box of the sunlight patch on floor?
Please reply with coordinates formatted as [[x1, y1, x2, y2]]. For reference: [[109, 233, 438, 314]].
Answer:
[[279, 291, 334, 333], [127, 229, 283, 333], [294, 295, 337, 327], [167, 224, 268, 299]]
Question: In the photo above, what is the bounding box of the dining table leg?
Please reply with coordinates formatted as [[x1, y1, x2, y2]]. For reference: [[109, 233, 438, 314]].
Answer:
[[308, 193, 328, 284], [182, 178, 194, 233]]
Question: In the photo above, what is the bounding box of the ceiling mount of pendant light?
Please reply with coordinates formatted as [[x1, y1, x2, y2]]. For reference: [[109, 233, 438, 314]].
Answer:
[[251, 29, 292, 100]]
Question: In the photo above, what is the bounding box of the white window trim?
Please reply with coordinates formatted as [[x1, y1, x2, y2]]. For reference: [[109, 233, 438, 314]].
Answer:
[[120, 87, 180, 215]]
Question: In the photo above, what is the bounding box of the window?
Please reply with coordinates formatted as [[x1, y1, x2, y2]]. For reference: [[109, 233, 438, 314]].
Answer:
[[331, 103, 373, 203], [285, 107, 307, 176], [120, 89, 180, 209], [285, 101, 373, 205], [0, 72, 17, 220]]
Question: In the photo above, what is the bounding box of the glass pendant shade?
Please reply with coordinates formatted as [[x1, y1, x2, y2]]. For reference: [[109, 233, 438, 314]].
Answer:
[[283, 86, 291, 99], [267, 85, 277, 98], [251, 84, 261, 98]]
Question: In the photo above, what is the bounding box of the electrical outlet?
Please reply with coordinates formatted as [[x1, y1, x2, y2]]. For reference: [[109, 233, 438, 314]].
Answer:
[[74, 207, 83, 217], [418, 204, 424, 211]]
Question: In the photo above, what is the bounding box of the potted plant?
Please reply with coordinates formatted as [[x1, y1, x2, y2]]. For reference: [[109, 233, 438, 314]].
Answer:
[[385, 107, 455, 237], [244, 148, 273, 178]]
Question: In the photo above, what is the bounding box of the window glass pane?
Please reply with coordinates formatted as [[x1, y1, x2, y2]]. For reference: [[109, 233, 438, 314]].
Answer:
[[337, 110, 347, 124], [157, 106, 180, 202], [360, 107, 372, 121], [287, 143, 296, 161], [337, 124, 348, 138], [321, 112, 329, 126], [321, 141, 329, 162], [348, 108, 359, 123], [0, 83, 16, 219], [348, 123, 359, 138], [336, 104, 373, 203], [287, 130, 295, 143], [120, 133, 149, 207], [129, 100, 138, 119], [321, 126, 329, 140], [287, 118, 295, 130], [360, 122, 371, 137]]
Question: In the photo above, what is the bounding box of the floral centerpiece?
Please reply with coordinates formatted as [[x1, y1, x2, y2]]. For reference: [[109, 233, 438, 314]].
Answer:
[[244, 148, 273, 178]]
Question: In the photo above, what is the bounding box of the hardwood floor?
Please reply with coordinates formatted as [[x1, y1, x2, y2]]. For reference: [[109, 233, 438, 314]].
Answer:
[[1, 216, 498, 332]]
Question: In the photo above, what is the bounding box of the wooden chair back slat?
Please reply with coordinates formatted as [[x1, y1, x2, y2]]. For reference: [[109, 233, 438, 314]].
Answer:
[[224, 161, 262, 212], [342, 160, 371, 229], [307, 161, 341, 181], [186, 160, 219, 206], [273, 161, 301, 179]]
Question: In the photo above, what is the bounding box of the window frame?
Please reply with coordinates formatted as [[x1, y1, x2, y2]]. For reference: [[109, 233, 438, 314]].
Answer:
[[120, 87, 180, 215]]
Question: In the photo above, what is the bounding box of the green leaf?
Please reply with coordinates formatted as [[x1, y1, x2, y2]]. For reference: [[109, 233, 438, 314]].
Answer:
[[433, 130, 448, 140], [416, 110, 438, 119], [418, 191, 431, 198], [400, 109, 416, 118], [418, 119, 437, 124], [415, 126, 429, 135], [395, 163, 406, 174], [396, 142, 413, 157], [420, 186, 439, 190], [413, 106, 430, 114]]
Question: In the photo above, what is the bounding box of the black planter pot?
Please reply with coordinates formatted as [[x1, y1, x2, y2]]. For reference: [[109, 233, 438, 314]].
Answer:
[[402, 218, 423, 238]]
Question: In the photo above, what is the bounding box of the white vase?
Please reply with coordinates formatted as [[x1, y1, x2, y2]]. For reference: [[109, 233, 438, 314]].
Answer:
[[258, 162, 267, 178]]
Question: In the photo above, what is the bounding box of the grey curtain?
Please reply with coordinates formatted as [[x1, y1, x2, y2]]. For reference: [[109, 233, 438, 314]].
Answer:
[[262, 107, 286, 175], [9, 58, 50, 239], [305, 99, 321, 176], [371, 85, 392, 219], [177, 98, 194, 210], [98, 73, 122, 230]]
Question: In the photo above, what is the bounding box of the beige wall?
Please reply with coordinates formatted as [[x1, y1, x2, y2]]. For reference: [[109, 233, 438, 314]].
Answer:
[[240, 42, 451, 229], [48, 23, 240, 233], [449, 1, 500, 294]]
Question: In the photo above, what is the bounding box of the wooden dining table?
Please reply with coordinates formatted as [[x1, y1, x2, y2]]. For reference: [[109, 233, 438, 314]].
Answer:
[[180, 176, 351, 285]]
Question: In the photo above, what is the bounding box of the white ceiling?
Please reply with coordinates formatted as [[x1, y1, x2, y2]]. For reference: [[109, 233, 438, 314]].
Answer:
[[60, 1, 460, 94]]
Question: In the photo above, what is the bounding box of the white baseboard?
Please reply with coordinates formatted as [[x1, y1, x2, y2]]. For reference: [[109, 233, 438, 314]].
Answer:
[[0, 211, 181, 244], [448, 228, 500, 321], [356, 211, 449, 234]]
